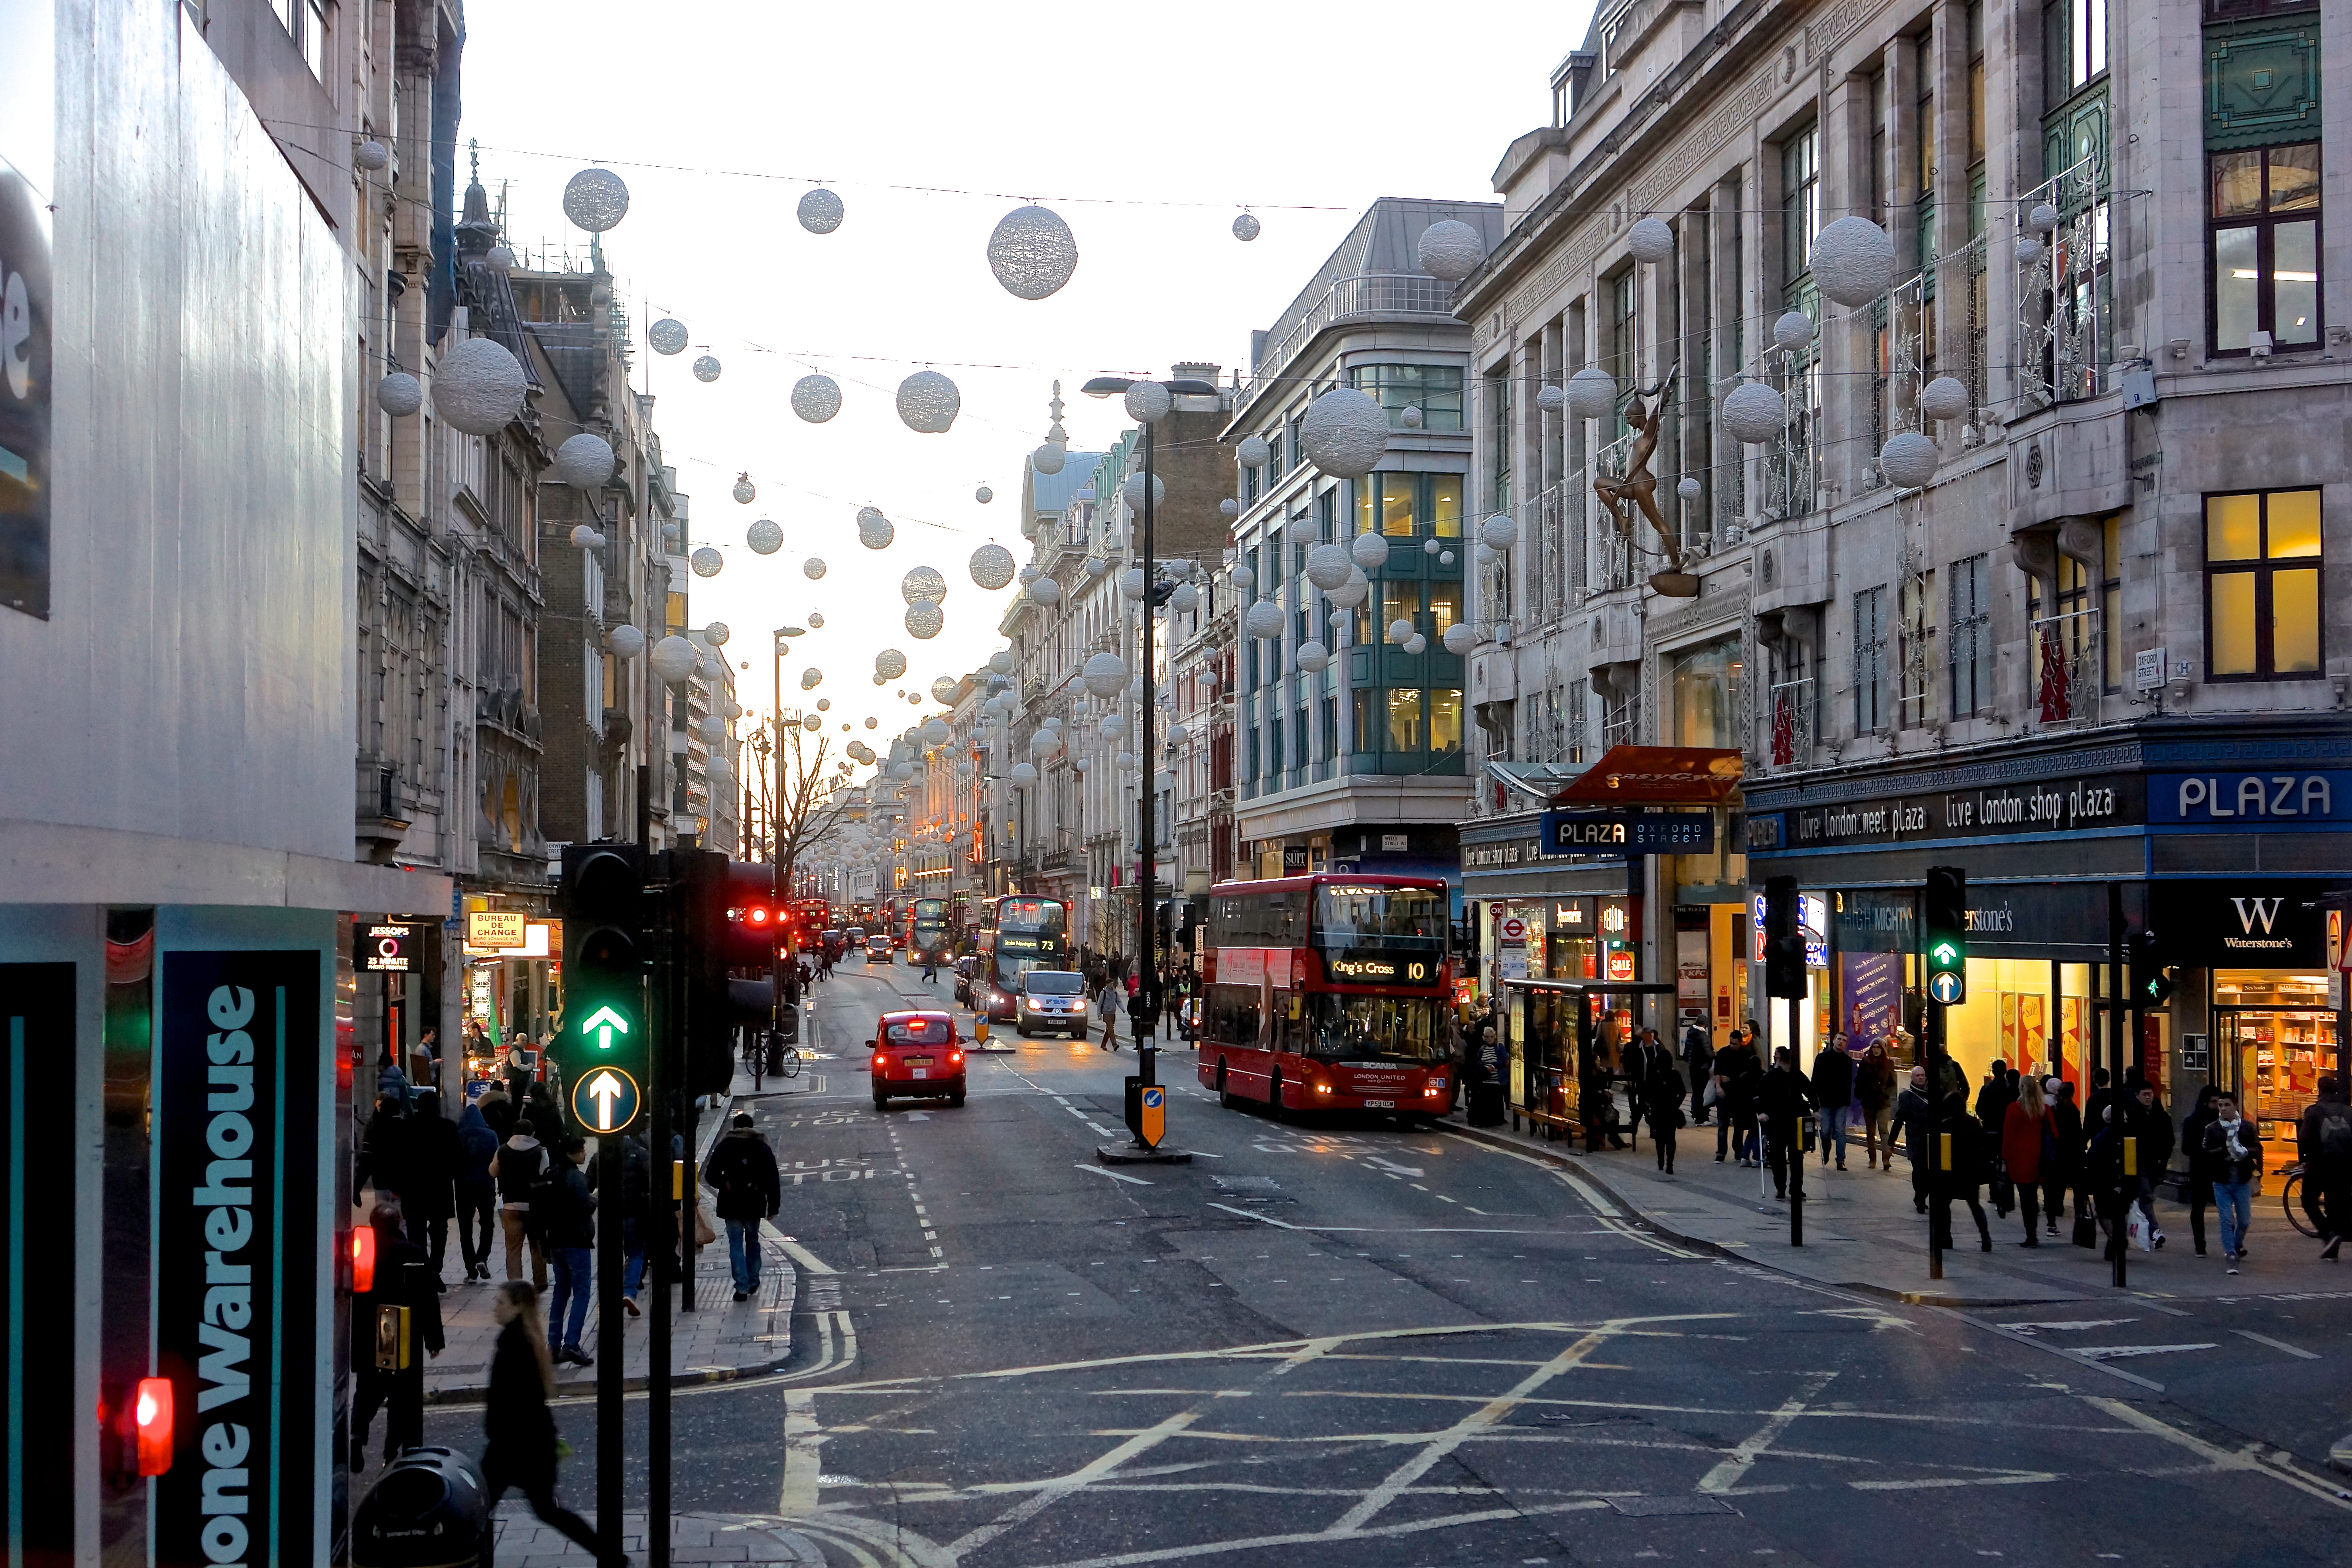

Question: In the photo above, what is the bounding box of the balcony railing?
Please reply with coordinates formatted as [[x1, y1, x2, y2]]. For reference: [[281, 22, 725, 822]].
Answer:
[[1768, 678, 1815, 769], [2017, 154, 2110, 412], [2032, 609, 2102, 725], [1240, 273, 1458, 403]]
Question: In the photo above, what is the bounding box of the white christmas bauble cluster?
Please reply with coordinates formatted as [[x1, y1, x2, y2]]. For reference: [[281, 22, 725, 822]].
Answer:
[[896, 371, 961, 434], [376, 372, 422, 417], [1326, 567, 1369, 608], [1415, 219, 1487, 281], [1678, 476, 1702, 500], [1170, 582, 1200, 613], [731, 474, 756, 505], [433, 336, 527, 436], [1442, 623, 1476, 654], [931, 677, 961, 704], [968, 543, 1016, 590], [607, 624, 646, 659], [857, 507, 895, 550], [704, 621, 730, 647], [1812, 216, 1896, 306], [987, 205, 1080, 300], [1031, 577, 1063, 606], [649, 636, 697, 683], [1083, 652, 1127, 696], [747, 519, 783, 555], [975, 483, 993, 504], [801, 668, 823, 690], [1350, 531, 1390, 571], [1299, 387, 1390, 479], [1535, 384, 1565, 413], [1296, 640, 1330, 673], [1479, 513, 1517, 551]]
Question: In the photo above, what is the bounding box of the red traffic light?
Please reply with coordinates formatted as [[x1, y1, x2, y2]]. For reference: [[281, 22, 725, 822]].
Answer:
[[746, 905, 772, 926], [134, 1377, 173, 1476], [350, 1226, 376, 1294]]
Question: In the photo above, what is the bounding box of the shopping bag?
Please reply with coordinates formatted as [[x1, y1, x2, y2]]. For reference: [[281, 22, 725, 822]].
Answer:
[[2126, 1204, 2151, 1253], [2072, 1208, 2098, 1248], [695, 1196, 719, 1248]]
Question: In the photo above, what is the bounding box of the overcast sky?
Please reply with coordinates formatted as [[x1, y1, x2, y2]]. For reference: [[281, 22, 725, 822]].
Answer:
[[458, 0, 1596, 774]]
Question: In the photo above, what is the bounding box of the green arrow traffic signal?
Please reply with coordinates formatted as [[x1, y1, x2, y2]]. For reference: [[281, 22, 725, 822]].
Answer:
[[580, 1003, 631, 1053], [1929, 940, 1961, 966]]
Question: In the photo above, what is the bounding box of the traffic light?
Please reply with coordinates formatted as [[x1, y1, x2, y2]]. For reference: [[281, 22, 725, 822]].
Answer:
[[725, 859, 783, 967], [560, 842, 647, 1137], [2129, 928, 2173, 1005], [1763, 875, 1807, 1000], [1924, 865, 1968, 1006], [679, 851, 777, 1096]]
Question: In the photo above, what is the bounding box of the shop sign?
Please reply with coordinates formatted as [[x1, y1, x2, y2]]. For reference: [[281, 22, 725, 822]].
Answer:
[[354, 922, 417, 973], [1606, 948, 1637, 982], [2151, 879, 2328, 966], [1776, 773, 2143, 850], [1540, 809, 1715, 854], [1750, 892, 1826, 966], [1281, 846, 1309, 873], [468, 910, 528, 949], [1746, 812, 1785, 851], [1498, 915, 1527, 946], [1836, 881, 2129, 958], [2149, 771, 2351, 826]]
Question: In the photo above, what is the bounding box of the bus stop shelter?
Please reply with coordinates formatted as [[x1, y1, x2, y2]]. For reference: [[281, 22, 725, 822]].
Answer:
[[1502, 978, 1677, 1149]]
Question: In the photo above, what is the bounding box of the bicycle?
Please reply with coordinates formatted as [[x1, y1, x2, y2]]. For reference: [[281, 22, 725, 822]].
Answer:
[[2281, 1162, 2320, 1238]]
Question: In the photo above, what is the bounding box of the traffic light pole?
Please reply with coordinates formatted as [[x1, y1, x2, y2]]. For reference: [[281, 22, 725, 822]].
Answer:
[[596, 1129, 622, 1556], [2108, 881, 2129, 1290], [1917, 883, 1942, 1282], [646, 852, 675, 1568]]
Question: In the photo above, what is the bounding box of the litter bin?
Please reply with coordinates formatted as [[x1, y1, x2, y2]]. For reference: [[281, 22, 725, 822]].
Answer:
[[350, 1446, 489, 1567]]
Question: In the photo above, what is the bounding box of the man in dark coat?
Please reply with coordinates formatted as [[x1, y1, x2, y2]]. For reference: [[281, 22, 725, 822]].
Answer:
[[1681, 1022, 1716, 1125], [1713, 1030, 1762, 1165], [701, 1113, 781, 1302], [1887, 1066, 1937, 1213], [1755, 1047, 1817, 1201], [1811, 1041, 1856, 1169], [454, 1099, 500, 1283], [476, 1079, 516, 1144], [2300, 1077, 2352, 1255], [403, 1090, 461, 1286], [348, 1199, 444, 1471], [1932, 1090, 1994, 1251], [356, 1096, 412, 1232]]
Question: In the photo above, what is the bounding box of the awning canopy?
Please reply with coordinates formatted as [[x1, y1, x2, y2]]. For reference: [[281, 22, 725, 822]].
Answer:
[[1549, 746, 1742, 806]]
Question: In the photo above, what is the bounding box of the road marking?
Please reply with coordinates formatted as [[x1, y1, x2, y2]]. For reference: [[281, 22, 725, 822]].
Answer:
[[2084, 1396, 2352, 1513], [945, 1407, 1204, 1558], [767, 1230, 841, 1277], [2001, 1319, 2138, 1335], [2067, 1343, 2218, 1361], [1697, 1372, 1835, 1494], [777, 1389, 824, 1516], [1364, 1157, 1424, 1177], [2231, 1328, 2319, 1360], [1208, 1202, 1301, 1229], [1079, 1164, 1153, 1187]]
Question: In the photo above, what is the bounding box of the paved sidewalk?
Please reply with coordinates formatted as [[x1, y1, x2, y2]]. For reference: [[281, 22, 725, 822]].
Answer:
[[490, 1509, 823, 1565], [1447, 1104, 2350, 1307]]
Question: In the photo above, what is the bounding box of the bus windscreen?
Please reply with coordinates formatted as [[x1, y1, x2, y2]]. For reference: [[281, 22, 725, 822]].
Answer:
[[998, 897, 1066, 936], [1313, 884, 1446, 949]]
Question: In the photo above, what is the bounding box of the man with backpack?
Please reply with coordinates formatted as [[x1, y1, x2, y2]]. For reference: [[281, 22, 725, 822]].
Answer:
[[488, 1117, 549, 1290], [2300, 1076, 2352, 1259]]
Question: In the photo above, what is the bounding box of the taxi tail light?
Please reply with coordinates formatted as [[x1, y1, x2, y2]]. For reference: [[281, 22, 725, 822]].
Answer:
[[949, 1051, 963, 1064], [134, 1376, 173, 1476], [350, 1225, 376, 1294]]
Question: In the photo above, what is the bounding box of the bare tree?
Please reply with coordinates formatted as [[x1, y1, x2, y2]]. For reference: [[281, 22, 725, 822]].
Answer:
[[765, 718, 855, 899]]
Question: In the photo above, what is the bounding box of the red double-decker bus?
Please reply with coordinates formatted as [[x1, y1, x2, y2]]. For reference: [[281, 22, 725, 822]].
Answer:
[[1196, 873, 1454, 1122]]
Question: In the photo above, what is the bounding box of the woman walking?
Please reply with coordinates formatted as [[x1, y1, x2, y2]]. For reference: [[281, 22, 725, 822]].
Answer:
[[2000, 1074, 2051, 1246], [1642, 1057, 1687, 1173], [1856, 1042, 1898, 1170], [478, 1281, 622, 1565]]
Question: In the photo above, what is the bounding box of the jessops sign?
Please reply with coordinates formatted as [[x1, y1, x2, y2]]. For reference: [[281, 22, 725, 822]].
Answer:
[[157, 951, 321, 1568]]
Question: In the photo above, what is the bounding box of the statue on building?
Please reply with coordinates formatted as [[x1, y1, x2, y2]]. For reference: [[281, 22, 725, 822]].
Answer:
[[1590, 367, 1699, 597]]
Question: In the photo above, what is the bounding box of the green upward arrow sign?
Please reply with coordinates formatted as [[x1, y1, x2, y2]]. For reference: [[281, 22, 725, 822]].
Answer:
[[1929, 940, 1962, 966], [580, 1003, 631, 1053]]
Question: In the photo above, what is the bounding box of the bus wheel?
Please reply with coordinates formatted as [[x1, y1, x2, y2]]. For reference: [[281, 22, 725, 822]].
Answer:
[[1216, 1062, 1235, 1110]]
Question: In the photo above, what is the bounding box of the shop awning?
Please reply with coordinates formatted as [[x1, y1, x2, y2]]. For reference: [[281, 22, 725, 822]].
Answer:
[[1550, 746, 1742, 806], [1486, 762, 1586, 807]]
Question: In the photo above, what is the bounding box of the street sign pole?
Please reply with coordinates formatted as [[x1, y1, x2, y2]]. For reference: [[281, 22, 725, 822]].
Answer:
[[596, 1126, 622, 1555], [646, 853, 673, 1568]]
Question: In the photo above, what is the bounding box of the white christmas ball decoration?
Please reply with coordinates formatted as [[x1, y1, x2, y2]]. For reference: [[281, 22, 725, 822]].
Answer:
[[1031, 441, 1067, 476], [1919, 375, 1970, 423], [802, 713, 823, 734], [703, 621, 730, 647], [896, 370, 961, 434], [1232, 563, 1254, 595], [1232, 212, 1261, 242], [975, 483, 993, 504], [1479, 513, 1517, 551], [857, 507, 895, 550], [1119, 568, 1147, 601], [732, 474, 756, 505], [1122, 380, 1171, 424], [1677, 476, 1702, 500], [1535, 384, 1565, 413], [1880, 431, 1941, 489], [931, 677, 960, 704], [1236, 434, 1271, 467], [867, 713, 883, 727], [1010, 761, 1039, 784], [562, 167, 629, 232], [1030, 577, 1063, 606], [987, 206, 1081, 301], [555, 433, 615, 490], [1018, 563, 1039, 585], [801, 669, 823, 690], [1401, 405, 1423, 430], [1567, 366, 1618, 421], [1386, 617, 1415, 645], [901, 566, 949, 604], [1811, 216, 1897, 306], [1083, 555, 1111, 577], [607, 624, 646, 659], [699, 714, 728, 745], [649, 635, 698, 683], [1423, 536, 1442, 555], [376, 372, 423, 417], [2029, 201, 2061, 232], [1299, 387, 1390, 479], [485, 245, 516, 274], [1115, 752, 1136, 772], [432, 336, 527, 435], [2014, 235, 2045, 266], [747, 519, 784, 555], [354, 139, 390, 172], [648, 319, 689, 356], [1415, 218, 1487, 281], [892, 760, 916, 780], [787, 374, 842, 424], [1099, 714, 1125, 740], [968, 543, 1016, 590], [1220, 497, 1240, 517], [1626, 215, 1675, 263], [1327, 568, 1370, 608], [1243, 600, 1285, 639], [803, 557, 828, 580], [1121, 471, 1166, 511], [1171, 582, 1200, 613], [1027, 728, 1059, 757], [1721, 381, 1787, 444], [990, 650, 1015, 675], [1350, 530, 1390, 571], [1083, 653, 1127, 696], [1295, 639, 1330, 673], [1404, 633, 1428, 655], [798, 188, 845, 234], [690, 547, 723, 578], [1166, 722, 1190, 744], [922, 717, 951, 745], [874, 649, 908, 680], [1440, 551, 1455, 565], [693, 355, 722, 383], [1773, 310, 1816, 352], [1442, 623, 1476, 655], [1305, 543, 1354, 591], [808, 612, 825, 628]]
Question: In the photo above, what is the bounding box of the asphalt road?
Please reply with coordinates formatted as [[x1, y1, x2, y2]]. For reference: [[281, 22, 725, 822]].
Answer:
[[431, 959, 2352, 1566]]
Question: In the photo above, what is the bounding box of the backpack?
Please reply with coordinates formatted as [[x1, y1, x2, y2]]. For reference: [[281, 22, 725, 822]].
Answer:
[[2321, 1103, 2352, 1161]]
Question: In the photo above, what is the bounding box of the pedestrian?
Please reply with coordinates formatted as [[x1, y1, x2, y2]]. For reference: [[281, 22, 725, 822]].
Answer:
[[2045, 1077, 2084, 1239], [1812, 1035, 1856, 1170], [454, 1096, 499, 1283], [1756, 1047, 1816, 1202], [1888, 1066, 1937, 1214], [2181, 1085, 2222, 1257], [2201, 1092, 2261, 1271], [490, 1117, 549, 1291], [1642, 1056, 1686, 1173], [477, 1281, 617, 1566], [1856, 1042, 1897, 1169], [2297, 1076, 2351, 1258], [404, 1090, 460, 1286], [347, 1199, 443, 1472], [2128, 1081, 2175, 1249], [357, 1094, 412, 1227], [923, 952, 938, 984], [2000, 1072, 2050, 1246], [1976, 1061, 2017, 1137], [588, 1131, 652, 1315], [1716, 1029, 1762, 1167], [1681, 1020, 1715, 1126], [701, 1112, 781, 1302], [539, 1136, 596, 1367], [376, 1047, 412, 1109], [1932, 1088, 1995, 1251], [1097, 983, 1120, 1052]]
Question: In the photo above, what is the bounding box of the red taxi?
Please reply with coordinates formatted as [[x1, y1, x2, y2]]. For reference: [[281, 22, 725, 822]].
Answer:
[[870, 1009, 965, 1110]]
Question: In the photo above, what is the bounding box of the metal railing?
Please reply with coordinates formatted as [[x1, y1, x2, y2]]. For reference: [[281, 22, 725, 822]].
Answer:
[[1768, 678, 1815, 769], [1240, 273, 1458, 402], [2018, 155, 2109, 411], [2031, 609, 2102, 725]]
